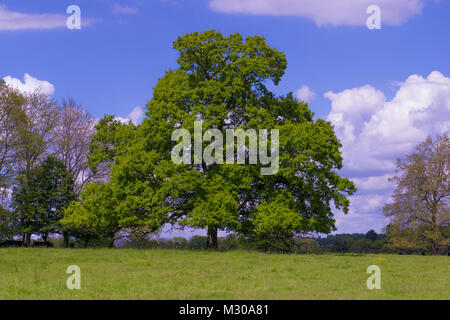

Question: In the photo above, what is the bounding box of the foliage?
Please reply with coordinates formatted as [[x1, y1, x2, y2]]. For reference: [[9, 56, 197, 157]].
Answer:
[[0, 83, 26, 194], [84, 30, 356, 249], [13, 91, 59, 175], [218, 234, 240, 251], [294, 238, 322, 254], [0, 206, 14, 240], [55, 98, 108, 194], [61, 182, 122, 248], [189, 235, 208, 250], [10, 156, 76, 245], [383, 135, 449, 255], [349, 239, 375, 253], [365, 229, 378, 241]]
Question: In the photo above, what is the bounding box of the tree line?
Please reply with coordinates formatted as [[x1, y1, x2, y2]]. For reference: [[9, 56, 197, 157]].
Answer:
[[23, 229, 440, 255], [121, 230, 395, 254]]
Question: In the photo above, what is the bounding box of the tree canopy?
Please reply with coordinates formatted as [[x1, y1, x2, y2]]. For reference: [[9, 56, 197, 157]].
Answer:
[[383, 135, 449, 255], [10, 155, 76, 246], [73, 30, 356, 249]]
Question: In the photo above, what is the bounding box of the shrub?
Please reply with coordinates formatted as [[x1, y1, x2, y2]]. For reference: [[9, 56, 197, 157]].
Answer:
[[218, 234, 239, 251], [294, 238, 321, 254], [122, 237, 159, 249], [168, 237, 188, 249], [189, 235, 207, 250]]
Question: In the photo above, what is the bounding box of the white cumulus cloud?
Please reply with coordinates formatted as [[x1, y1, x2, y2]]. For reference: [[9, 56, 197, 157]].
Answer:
[[3, 73, 55, 95], [294, 85, 315, 103], [116, 106, 145, 125], [326, 71, 450, 173], [350, 174, 393, 192], [0, 5, 97, 31], [209, 0, 429, 27]]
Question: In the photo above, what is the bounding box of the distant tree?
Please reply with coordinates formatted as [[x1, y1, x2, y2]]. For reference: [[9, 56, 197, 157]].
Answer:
[[189, 235, 208, 250], [168, 237, 188, 249], [350, 238, 374, 253], [383, 135, 449, 255], [0, 206, 14, 241], [294, 238, 321, 254], [365, 229, 378, 241], [10, 156, 76, 246], [372, 238, 389, 253], [0, 83, 26, 199], [332, 237, 355, 253], [219, 234, 239, 251], [54, 98, 109, 194], [13, 91, 59, 175]]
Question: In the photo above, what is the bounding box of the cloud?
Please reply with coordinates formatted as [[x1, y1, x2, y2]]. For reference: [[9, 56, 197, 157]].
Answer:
[[294, 85, 315, 103], [112, 3, 139, 15], [350, 175, 393, 192], [325, 71, 450, 173], [325, 71, 450, 233], [209, 0, 429, 27], [335, 210, 387, 234], [3, 73, 55, 95], [0, 5, 97, 31], [116, 106, 145, 125], [333, 191, 393, 233]]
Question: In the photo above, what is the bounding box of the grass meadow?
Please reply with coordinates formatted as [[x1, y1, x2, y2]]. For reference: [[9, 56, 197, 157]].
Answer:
[[0, 248, 448, 300]]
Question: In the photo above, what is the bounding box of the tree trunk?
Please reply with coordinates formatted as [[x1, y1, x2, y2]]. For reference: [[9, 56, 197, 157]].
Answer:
[[431, 243, 438, 255], [84, 237, 90, 248], [109, 238, 115, 248], [63, 232, 69, 248], [206, 225, 218, 250], [25, 233, 31, 247], [43, 233, 48, 242]]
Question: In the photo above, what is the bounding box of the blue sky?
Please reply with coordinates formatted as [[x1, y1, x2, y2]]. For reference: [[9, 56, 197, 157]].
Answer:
[[1, 0, 449, 236]]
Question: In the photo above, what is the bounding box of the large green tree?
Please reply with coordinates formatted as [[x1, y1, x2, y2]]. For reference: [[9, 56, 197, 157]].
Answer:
[[82, 30, 356, 249]]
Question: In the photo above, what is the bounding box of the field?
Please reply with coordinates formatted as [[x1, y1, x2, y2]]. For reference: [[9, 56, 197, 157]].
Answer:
[[0, 249, 448, 300]]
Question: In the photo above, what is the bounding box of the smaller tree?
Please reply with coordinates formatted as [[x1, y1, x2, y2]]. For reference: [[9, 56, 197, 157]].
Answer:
[[14, 90, 59, 175], [10, 155, 76, 246], [383, 135, 449, 255], [0, 83, 26, 195], [365, 229, 378, 241], [55, 98, 109, 194], [332, 237, 355, 253], [0, 206, 14, 241], [294, 238, 321, 254], [62, 155, 164, 249], [62, 182, 123, 248]]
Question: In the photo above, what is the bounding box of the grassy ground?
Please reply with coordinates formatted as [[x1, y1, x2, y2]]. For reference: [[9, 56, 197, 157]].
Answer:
[[0, 248, 448, 299]]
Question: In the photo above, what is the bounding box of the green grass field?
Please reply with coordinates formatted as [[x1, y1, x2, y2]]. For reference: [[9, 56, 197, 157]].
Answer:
[[0, 248, 448, 299]]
